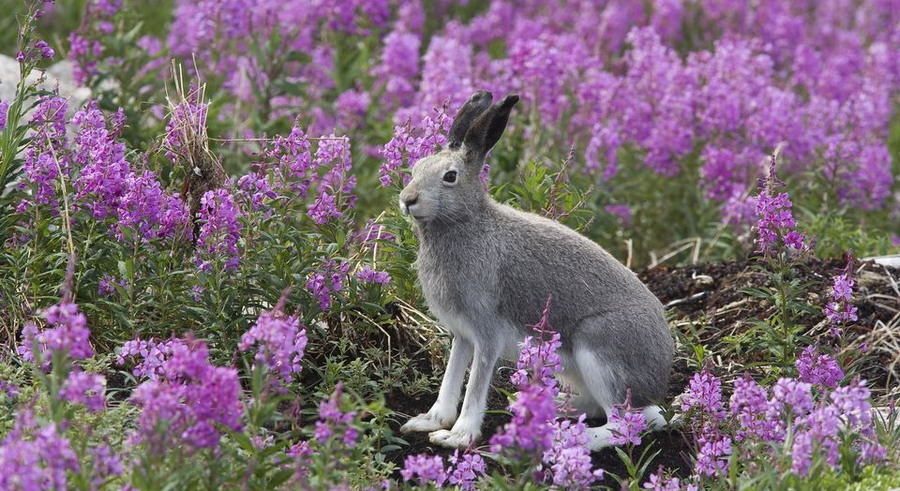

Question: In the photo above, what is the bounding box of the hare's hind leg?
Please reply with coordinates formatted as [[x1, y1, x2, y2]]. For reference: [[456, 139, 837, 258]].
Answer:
[[571, 346, 668, 450], [572, 347, 670, 450], [401, 336, 473, 434]]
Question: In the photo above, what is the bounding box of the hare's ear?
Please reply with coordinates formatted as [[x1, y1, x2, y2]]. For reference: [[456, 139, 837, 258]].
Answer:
[[447, 91, 493, 149], [462, 94, 519, 163]]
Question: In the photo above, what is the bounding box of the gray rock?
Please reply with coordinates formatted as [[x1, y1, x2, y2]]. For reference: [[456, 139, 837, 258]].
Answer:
[[0, 54, 92, 113]]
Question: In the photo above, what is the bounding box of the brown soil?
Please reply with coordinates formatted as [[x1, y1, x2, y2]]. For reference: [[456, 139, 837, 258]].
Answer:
[[382, 257, 900, 486]]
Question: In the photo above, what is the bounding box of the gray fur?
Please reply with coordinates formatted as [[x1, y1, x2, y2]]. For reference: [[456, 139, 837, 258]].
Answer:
[[398, 92, 674, 450]]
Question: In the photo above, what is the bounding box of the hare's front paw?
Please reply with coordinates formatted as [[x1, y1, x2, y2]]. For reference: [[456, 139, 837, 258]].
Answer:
[[400, 413, 453, 434], [428, 427, 480, 449]]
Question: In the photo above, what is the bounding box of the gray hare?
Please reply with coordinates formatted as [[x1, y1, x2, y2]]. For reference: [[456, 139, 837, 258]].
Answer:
[[398, 91, 674, 450]]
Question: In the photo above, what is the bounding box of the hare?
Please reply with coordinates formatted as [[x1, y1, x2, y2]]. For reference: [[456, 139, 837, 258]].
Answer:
[[398, 91, 674, 451]]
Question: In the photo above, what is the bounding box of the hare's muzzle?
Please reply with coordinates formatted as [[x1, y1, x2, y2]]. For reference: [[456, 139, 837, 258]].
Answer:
[[399, 189, 419, 216]]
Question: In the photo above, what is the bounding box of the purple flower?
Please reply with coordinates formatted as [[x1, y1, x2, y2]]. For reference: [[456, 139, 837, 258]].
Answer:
[[17, 302, 93, 368], [604, 204, 632, 227], [401, 454, 448, 487], [314, 382, 358, 447], [0, 101, 8, 131], [0, 380, 18, 399], [753, 155, 807, 255], [306, 259, 349, 311], [771, 378, 814, 417], [98, 274, 125, 296], [824, 267, 858, 329], [695, 432, 732, 477], [59, 370, 107, 412], [608, 390, 647, 446], [643, 467, 684, 490], [129, 337, 243, 453], [795, 346, 844, 388], [357, 265, 391, 285], [34, 40, 55, 59], [544, 415, 605, 487], [239, 310, 308, 388], [489, 298, 603, 484], [191, 285, 204, 301], [371, 30, 421, 108], [89, 444, 123, 486], [681, 368, 725, 419], [447, 450, 486, 490], [196, 188, 243, 271], [237, 170, 278, 211], [307, 191, 344, 224], [379, 104, 452, 187], [117, 337, 186, 380], [115, 171, 191, 243], [334, 89, 370, 130], [21, 97, 69, 211], [730, 375, 780, 442], [0, 422, 80, 490]]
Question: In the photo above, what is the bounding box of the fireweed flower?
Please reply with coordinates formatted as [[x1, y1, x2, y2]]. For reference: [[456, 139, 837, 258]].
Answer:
[[379, 103, 451, 187], [545, 415, 605, 487], [34, 39, 55, 58], [21, 97, 69, 210], [0, 418, 80, 491], [314, 382, 358, 447], [128, 337, 242, 453], [643, 466, 688, 491], [117, 337, 187, 380], [237, 170, 278, 211], [239, 310, 308, 388], [795, 346, 844, 388], [306, 259, 350, 311], [401, 454, 448, 487], [0, 380, 18, 399], [357, 265, 390, 285], [824, 260, 858, 335], [59, 370, 107, 412], [694, 431, 732, 477], [308, 135, 357, 223], [608, 390, 647, 446], [680, 367, 726, 419], [89, 444, 123, 486], [195, 188, 243, 271], [753, 154, 807, 255], [0, 101, 8, 131], [115, 171, 192, 243], [490, 300, 603, 486], [98, 274, 125, 296], [17, 302, 93, 368], [447, 450, 486, 490], [729, 375, 779, 442], [72, 102, 132, 220]]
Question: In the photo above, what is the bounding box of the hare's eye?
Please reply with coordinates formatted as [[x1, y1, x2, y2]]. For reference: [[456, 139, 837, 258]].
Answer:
[[443, 170, 457, 184]]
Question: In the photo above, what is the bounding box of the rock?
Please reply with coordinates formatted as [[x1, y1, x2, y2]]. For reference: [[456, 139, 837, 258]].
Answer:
[[0, 54, 92, 113], [865, 255, 900, 268]]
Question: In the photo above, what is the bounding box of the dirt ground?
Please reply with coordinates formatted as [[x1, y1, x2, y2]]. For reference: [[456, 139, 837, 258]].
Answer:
[[383, 257, 900, 485]]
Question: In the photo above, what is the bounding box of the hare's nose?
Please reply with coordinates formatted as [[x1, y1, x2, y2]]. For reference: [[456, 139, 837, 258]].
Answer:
[[400, 191, 419, 214]]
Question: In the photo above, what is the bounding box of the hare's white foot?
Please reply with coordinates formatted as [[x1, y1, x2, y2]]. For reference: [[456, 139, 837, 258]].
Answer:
[[642, 405, 668, 429], [428, 426, 480, 449], [401, 410, 456, 434], [586, 424, 616, 450], [586, 405, 669, 451]]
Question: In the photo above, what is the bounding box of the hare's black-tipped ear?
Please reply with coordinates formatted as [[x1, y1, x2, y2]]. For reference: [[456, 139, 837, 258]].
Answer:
[[447, 91, 493, 149], [462, 94, 519, 162]]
